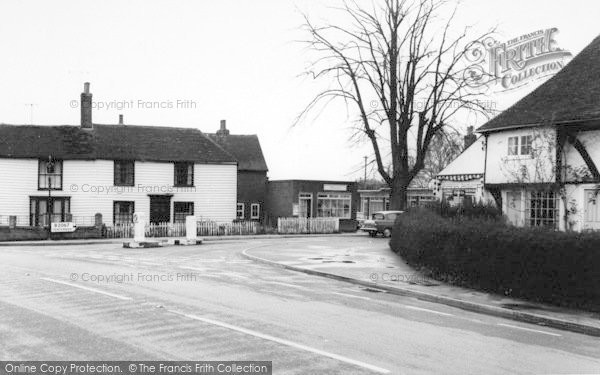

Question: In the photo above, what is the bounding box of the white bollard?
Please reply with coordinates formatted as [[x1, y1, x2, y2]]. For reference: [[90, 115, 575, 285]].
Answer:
[[186, 215, 197, 242], [133, 212, 146, 243]]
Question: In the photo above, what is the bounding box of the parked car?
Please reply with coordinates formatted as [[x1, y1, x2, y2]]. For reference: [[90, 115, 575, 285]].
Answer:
[[361, 210, 404, 237]]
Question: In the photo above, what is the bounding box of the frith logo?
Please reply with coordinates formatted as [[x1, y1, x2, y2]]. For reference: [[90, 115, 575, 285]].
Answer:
[[464, 28, 572, 91]]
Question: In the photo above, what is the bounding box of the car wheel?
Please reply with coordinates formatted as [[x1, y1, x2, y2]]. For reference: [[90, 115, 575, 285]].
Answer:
[[383, 228, 392, 238]]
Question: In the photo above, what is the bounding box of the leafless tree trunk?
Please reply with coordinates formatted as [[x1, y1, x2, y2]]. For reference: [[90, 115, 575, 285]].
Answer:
[[299, 0, 493, 209]]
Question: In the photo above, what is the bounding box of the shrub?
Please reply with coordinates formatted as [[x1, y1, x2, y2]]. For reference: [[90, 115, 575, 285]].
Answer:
[[420, 200, 502, 221], [390, 210, 600, 311]]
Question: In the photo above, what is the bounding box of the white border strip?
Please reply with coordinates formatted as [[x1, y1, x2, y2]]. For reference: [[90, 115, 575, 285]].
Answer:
[[497, 323, 562, 337], [170, 310, 390, 374], [403, 305, 453, 317], [40, 277, 132, 301]]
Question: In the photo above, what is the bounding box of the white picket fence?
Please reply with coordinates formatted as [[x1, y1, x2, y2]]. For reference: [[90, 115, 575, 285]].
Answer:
[[104, 221, 260, 239], [277, 217, 339, 234]]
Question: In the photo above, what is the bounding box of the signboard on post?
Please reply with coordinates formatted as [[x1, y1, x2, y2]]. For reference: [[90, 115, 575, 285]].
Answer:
[[51, 222, 76, 233]]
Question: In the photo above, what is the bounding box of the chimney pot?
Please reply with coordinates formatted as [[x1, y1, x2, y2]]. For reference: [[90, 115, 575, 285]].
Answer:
[[84, 82, 90, 94], [118, 114, 124, 125], [220, 119, 226, 130]]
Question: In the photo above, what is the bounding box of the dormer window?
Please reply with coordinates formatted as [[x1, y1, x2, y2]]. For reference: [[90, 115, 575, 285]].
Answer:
[[38, 159, 62, 190]]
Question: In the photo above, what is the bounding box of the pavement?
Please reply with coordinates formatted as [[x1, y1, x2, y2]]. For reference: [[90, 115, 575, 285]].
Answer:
[[0, 233, 363, 246], [241, 234, 600, 337]]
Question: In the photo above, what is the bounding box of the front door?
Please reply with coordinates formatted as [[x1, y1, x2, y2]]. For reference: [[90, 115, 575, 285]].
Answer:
[[149, 195, 172, 224], [506, 191, 522, 226], [584, 190, 600, 230]]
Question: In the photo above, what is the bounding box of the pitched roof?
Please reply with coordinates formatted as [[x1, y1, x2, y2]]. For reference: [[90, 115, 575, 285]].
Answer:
[[477, 34, 600, 133], [0, 124, 237, 164], [436, 137, 485, 177], [208, 134, 268, 172]]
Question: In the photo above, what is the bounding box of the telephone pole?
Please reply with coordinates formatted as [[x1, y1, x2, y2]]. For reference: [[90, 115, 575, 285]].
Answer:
[[363, 156, 367, 186]]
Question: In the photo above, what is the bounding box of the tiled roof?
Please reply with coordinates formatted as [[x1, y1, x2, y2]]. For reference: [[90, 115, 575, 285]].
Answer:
[[0, 124, 237, 164], [208, 134, 268, 172], [477, 34, 600, 133]]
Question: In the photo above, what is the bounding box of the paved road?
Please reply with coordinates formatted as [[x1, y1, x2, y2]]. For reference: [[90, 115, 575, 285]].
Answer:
[[0, 237, 599, 374]]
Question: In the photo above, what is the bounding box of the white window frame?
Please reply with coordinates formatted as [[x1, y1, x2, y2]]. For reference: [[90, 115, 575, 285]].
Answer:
[[520, 135, 533, 155], [507, 136, 519, 156], [508, 135, 533, 157], [250, 203, 260, 219], [236, 203, 244, 220]]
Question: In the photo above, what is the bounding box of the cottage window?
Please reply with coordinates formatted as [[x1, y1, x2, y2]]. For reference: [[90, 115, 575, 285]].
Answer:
[[508, 135, 533, 156], [30, 197, 70, 226], [317, 193, 351, 218], [174, 162, 194, 187], [113, 201, 135, 225], [38, 159, 63, 190], [526, 191, 558, 229], [507, 137, 518, 155], [520, 135, 533, 155], [114, 160, 135, 186], [236, 203, 245, 219], [174, 202, 194, 223], [250, 203, 260, 219]]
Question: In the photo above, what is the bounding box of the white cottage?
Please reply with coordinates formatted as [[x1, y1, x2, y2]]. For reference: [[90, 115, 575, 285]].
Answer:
[[478, 35, 600, 231], [434, 136, 495, 206], [0, 83, 238, 227]]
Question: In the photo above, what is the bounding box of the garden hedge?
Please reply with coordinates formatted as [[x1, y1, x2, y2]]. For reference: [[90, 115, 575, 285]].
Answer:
[[389, 209, 600, 311]]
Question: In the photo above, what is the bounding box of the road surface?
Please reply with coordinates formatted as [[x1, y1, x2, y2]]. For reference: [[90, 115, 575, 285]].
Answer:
[[0, 237, 599, 374]]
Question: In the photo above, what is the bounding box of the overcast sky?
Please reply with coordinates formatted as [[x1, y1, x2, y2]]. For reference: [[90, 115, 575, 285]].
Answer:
[[0, 0, 598, 181]]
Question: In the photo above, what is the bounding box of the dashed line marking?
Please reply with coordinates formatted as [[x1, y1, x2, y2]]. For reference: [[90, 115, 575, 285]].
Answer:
[[269, 281, 308, 290], [403, 305, 453, 317], [497, 323, 562, 337], [170, 310, 390, 374], [331, 292, 372, 301], [40, 277, 132, 301]]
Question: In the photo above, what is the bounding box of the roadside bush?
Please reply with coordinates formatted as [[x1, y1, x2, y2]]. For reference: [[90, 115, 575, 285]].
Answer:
[[390, 209, 600, 311], [420, 200, 502, 221]]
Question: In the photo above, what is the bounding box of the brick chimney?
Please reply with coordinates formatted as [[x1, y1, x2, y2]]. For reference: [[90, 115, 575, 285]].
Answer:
[[80, 82, 93, 129], [118, 114, 124, 125], [216, 119, 229, 140], [463, 126, 476, 150]]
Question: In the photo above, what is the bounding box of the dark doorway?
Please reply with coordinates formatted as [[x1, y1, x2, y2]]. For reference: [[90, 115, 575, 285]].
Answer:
[[149, 195, 172, 224]]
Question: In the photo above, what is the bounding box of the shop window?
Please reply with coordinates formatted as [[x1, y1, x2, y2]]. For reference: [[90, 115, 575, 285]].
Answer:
[[317, 193, 351, 218]]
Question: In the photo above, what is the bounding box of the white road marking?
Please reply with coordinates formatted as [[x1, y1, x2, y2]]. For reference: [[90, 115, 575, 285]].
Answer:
[[141, 261, 163, 266], [269, 281, 308, 289], [403, 305, 453, 317], [331, 292, 372, 301], [497, 323, 562, 337], [179, 267, 221, 278], [40, 277, 132, 301], [170, 310, 390, 374]]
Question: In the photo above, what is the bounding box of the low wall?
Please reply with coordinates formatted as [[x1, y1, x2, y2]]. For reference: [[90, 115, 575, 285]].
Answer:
[[0, 226, 103, 242]]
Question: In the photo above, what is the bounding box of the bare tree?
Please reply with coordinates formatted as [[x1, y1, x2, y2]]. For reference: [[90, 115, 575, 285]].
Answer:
[[298, 0, 494, 209]]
